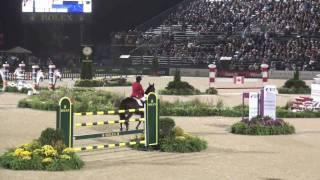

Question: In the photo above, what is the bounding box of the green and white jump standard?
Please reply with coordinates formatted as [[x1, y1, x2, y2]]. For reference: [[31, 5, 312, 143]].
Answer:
[[56, 93, 159, 152]]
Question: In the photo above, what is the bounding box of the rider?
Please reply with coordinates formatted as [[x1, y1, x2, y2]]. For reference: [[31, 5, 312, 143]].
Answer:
[[131, 76, 145, 106]]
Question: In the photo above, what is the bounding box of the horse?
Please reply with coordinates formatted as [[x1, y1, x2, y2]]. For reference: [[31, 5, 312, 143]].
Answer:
[[118, 83, 155, 131], [53, 69, 62, 87]]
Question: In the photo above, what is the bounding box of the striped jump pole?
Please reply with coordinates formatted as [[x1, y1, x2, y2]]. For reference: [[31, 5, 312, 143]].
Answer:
[[56, 93, 159, 151], [32, 65, 39, 89], [48, 64, 56, 90], [261, 64, 269, 83]]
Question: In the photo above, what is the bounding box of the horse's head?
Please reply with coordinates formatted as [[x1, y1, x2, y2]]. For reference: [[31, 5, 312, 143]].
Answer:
[[145, 83, 155, 95]]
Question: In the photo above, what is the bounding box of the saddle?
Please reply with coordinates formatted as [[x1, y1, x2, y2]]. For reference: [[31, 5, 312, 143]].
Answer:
[[132, 97, 145, 107]]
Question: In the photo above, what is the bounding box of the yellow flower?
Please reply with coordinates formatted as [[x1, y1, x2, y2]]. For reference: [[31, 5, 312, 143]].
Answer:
[[63, 148, 76, 154], [21, 151, 32, 157], [59, 154, 71, 160], [42, 145, 58, 157], [22, 156, 31, 160], [14, 148, 25, 156], [42, 157, 53, 164]]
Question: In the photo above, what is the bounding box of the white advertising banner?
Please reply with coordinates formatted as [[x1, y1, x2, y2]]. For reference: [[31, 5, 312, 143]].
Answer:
[[311, 84, 320, 102], [249, 92, 259, 120], [263, 85, 278, 120]]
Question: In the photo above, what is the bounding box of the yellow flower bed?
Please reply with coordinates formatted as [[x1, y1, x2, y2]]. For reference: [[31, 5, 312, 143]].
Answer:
[[62, 148, 76, 155], [14, 148, 32, 158]]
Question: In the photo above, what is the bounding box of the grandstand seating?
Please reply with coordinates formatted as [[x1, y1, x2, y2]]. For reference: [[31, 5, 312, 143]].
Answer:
[[113, 0, 320, 70]]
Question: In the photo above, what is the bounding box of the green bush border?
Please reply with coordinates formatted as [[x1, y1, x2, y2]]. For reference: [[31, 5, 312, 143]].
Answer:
[[74, 79, 131, 87], [278, 87, 311, 94]]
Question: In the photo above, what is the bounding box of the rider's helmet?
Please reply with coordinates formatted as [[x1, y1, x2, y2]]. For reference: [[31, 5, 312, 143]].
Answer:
[[136, 76, 142, 82]]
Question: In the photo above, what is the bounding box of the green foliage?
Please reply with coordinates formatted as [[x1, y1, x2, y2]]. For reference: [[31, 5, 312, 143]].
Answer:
[[160, 135, 207, 153], [160, 100, 242, 117], [39, 128, 64, 148], [160, 69, 201, 95], [231, 117, 296, 135], [279, 76, 310, 94], [160, 88, 201, 95], [278, 87, 311, 94], [276, 108, 320, 118], [46, 155, 84, 171], [159, 117, 176, 138], [75, 78, 131, 87], [18, 88, 123, 112], [159, 117, 207, 153], [4, 86, 30, 94], [131, 117, 207, 153], [283, 79, 308, 89], [205, 87, 218, 95], [0, 131, 84, 171], [75, 79, 103, 87], [159, 101, 320, 118]]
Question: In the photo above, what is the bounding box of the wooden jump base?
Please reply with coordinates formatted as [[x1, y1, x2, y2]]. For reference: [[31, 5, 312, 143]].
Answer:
[[56, 93, 159, 151]]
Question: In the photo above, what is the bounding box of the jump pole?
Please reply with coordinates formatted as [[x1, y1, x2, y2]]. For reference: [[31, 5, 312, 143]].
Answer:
[[32, 65, 39, 89], [261, 64, 269, 83], [208, 64, 216, 88]]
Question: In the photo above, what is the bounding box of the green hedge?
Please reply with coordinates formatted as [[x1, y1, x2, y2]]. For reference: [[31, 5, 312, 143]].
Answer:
[[279, 77, 311, 94], [160, 101, 243, 117], [278, 87, 311, 94], [159, 88, 201, 95], [205, 87, 218, 95], [18, 88, 123, 112], [160, 69, 201, 95], [74, 78, 131, 87], [160, 101, 320, 118]]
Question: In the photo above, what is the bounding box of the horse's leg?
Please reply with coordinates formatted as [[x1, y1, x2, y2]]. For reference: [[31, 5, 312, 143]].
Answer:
[[136, 112, 144, 130], [126, 113, 133, 131], [119, 113, 126, 131]]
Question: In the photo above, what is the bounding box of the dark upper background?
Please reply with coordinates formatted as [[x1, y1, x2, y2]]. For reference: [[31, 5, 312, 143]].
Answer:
[[0, 0, 183, 50]]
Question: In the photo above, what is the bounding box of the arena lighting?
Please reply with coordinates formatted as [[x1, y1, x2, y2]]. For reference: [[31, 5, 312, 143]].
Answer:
[[120, 55, 130, 59]]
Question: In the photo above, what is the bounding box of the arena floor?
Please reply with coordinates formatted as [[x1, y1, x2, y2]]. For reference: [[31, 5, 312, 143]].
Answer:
[[0, 77, 319, 180]]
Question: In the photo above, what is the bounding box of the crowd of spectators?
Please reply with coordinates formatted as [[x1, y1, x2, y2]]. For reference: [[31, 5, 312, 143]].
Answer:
[[164, 0, 320, 34], [113, 0, 320, 70]]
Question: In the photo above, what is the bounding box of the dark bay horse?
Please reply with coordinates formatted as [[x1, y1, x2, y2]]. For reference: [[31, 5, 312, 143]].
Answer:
[[119, 83, 155, 131]]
